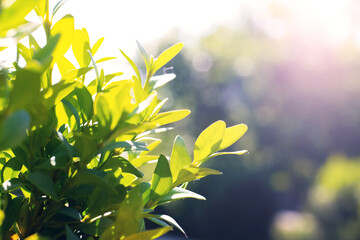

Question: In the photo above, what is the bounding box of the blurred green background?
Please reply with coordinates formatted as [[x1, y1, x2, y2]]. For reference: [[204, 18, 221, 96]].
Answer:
[[143, 2, 360, 239]]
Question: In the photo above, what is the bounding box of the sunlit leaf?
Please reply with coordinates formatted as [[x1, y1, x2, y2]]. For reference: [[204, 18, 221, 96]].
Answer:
[[153, 42, 184, 73], [112, 186, 143, 238], [123, 227, 172, 240], [120, 49, 141, 82], [98, 141, 148, 154], [150, 154, 172, 200], [0, 0, 40, 35], [40, 80, 81, 109], [192, 120, 226, 167], [56, 56, 76, 76], [51, 14, 74, 62], [149, 109, 191, 127], [95, 57, 117, 64], [173, 166, 222, 187], [146, 73, 176, 93], [99, 157, 143, 178], [217, 124, 248, 151], [170, 136, 191, 183], [92, 37, 104, 55], [60, 67, 93, 82], [9, 67, 41, 111], [73, 29, 91, 67], [157, 187, 206, 205], [148, 214, 186, 237], [136, 41, 150, 73], [209, 150, 248, 158]]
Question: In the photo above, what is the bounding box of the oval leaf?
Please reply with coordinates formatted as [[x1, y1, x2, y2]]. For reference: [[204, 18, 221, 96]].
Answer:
[[193, 120, 226, 167]]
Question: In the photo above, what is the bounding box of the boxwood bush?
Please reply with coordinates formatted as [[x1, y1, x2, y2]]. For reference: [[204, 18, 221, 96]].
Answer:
[[0, 0, 248, 239]]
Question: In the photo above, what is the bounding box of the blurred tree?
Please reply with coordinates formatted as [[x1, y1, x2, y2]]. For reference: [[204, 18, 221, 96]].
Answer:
[[153, 24, 360, 239]]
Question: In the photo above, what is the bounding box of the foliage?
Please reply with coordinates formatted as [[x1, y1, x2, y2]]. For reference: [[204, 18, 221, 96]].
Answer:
[[0, 1, 247, 239]]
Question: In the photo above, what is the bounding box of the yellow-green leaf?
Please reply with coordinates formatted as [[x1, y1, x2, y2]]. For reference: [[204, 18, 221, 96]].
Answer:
[[192, 120, 226, 167], [115, 186, 143, 237], [91, 37, 104, 55], [217, 124, 248, 151], [170, 136, 191, 183], [209, 150, 248, 158], [149, 109, 191, 127], [56, 56, 76, 76], [0, 0, 40, 35], [120, 49, 141, 82], [173, 166, 222, 187], [123, 227, 172, 240], [150, 154, 172, 200], [153, 43, 184, 73], [72, 29, 91, 67], [51, 14, 74, 62]]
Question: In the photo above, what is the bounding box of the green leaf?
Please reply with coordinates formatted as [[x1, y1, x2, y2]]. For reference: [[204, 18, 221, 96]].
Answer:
[[148, 214, 186, 237], [136, 41, 151, 73], [56, 56, 76, 76], [40, 80, 81, 109], [9, 67, 41, 111], [153, 42, 184, 73], [134, 91, 157, 115], [192, 120, 226, 167], [27, 171, 59, 201], [149, 109, 191, 127], [2, 196, 23, 233], [73, 29, 91, 67], [147, 98, 168, 119], [61, 99, 81, 130], [1, 178, 22, 192], [92, 37, 104, 55], [1, 158, 22, 182], [95, 57, 117, 64], [120, 49, 141, 82], [150, 154, 172, 200], [29, 34, 60, 73], [66, 225, 80, 240], [52, 0, 67, 18], [173, 166, 222, 187], [113, 186, 143, 238], [0, 0, 40, 36], [146, 73, 176, 93], [75, 85, 93, 121], [74, 133, 97, 164], [99, 157, 143, 178], [60, 67, 93, 82], [208, 150, 248, 159], [157, 187, 206, 205], [123, 227, 172, 240], [34, 0, 47, 18], [71, 169, 118, 195], [98, 141, 148, 154], [217, 124, 248, 151], [17, 43, 31, 62], [51, 14, 75, 62], [0, 110, 30, 150], [170, 136, 191, 183]]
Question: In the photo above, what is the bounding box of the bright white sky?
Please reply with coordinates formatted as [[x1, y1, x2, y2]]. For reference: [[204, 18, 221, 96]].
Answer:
[[1, 0, 358, 71]]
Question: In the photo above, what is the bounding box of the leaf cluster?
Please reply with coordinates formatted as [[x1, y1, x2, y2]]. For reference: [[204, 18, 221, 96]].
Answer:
[[0, 1, 248, 239]]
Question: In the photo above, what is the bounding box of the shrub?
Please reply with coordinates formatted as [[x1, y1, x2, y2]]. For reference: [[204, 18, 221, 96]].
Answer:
[[0, 0, 248, 239]]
